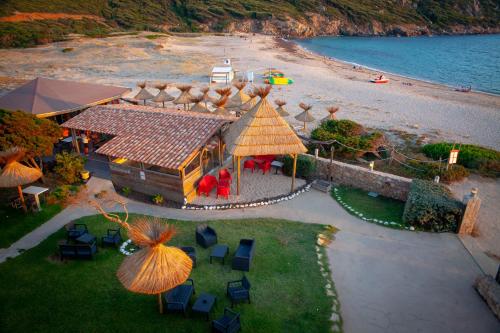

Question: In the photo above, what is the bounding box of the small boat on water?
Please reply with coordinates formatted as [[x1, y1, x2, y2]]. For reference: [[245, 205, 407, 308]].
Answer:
[[370, 75, 389, 84]]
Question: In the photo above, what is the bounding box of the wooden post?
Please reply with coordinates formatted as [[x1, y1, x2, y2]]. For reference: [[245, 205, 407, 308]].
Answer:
[[291, 154, 297, 192], [237, 156, 241, 196], [218, 136, 223, 166], [232, 155, 235, 171], [158, 293, 163, 314], [71, 128, 80, 154]]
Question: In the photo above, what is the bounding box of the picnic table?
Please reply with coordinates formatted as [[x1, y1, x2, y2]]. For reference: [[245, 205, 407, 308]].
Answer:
[[22, 186, 49, 211]]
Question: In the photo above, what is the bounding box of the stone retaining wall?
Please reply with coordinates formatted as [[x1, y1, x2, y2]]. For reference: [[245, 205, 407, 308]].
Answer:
[[303, 154, 412, 201]]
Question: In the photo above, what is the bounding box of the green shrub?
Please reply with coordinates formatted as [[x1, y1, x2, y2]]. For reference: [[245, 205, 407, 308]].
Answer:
[[121, 187, 131, 197], [422, 142, 500, 176], [407, 161, 470, 183], [152, 194, 164, 205], [49, 184, 80, 204], [403, 179, 464, 232], [283, 155, 316, 179], [54, 152, 86, 184]]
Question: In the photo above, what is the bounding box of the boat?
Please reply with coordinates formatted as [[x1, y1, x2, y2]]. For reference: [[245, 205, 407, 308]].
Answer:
[[269, 77, 294, 85], [370, 77, 389, 84]]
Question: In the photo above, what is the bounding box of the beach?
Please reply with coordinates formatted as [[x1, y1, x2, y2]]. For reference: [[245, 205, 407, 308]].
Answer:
[[0, 33, 499, 149]]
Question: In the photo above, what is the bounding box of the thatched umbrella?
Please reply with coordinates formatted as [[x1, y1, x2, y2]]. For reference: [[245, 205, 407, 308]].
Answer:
[[215, 87, 232, 100], [0, 147, 42, 212], [190, 95, 210, 113], [224, 85, 307, 194], [91, 202, 192, 314], [173, 85, 195, 110], [295, 103, 315, 131], [134, 82, 154, 105], [213, 95, 231, 116], [275, 99, 290, 117], [323, 106, 339, 121], [239, 91, 257, 114], [152, 83, 175, 107], [226, 82, 250, 111]]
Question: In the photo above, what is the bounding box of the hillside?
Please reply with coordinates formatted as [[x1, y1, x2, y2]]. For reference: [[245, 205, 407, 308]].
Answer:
[[0, 0, 499, 47]]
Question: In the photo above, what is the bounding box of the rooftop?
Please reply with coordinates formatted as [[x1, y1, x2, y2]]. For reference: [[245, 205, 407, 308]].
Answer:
[[61, 104, 234, 170]]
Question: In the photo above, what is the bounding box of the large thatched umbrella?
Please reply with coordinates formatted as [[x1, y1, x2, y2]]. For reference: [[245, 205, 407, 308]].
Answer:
[[295, 103, 316, 131], [215, 87, 232, 100], [226, 82, 250, 111], [173, 85, 194, 110], [0, 148, 42, 212], [152, 83, 175, 107], [323, 106, 339, 121], [92, 203, 192, 314], [134, 82, 155, 105], [213, 95, 231, 116], [224, 85, 307, 194], [274, 99, 290, 117], [190, 95, 210, 113]]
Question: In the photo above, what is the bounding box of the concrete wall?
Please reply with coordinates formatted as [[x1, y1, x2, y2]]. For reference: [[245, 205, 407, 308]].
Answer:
[[303, 154, 412, 201]]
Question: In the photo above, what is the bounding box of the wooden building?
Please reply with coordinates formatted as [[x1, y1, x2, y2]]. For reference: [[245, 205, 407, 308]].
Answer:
[[61, 104, 234, 203]]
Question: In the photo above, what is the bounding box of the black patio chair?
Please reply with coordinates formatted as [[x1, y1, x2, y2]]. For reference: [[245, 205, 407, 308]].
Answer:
[[212, 308, 241, 333], [227, 276, 251, 307], [180, 246, 197, 267], [196, 224, 217, 248], [102, 229, 122, 247], [67, 223, 88, 240], [164, 278, 195, 316]]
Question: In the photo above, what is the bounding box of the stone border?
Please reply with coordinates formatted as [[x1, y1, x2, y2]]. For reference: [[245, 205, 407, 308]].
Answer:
[[182, 183, 312, 210], [332, 187, 414, 231], [119, 239, 137, 256]]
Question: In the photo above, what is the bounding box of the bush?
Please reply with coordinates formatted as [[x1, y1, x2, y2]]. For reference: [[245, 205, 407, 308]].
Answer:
[[54, 152, 86, 184], [48, 185, 80, 204], [407, 161, 470, 183], [152, 194, 164, 205], [121, 187, 132, 197], [283, 155, 316, 179], [403, 179, 464, 232], [422, 143, 500, 176]]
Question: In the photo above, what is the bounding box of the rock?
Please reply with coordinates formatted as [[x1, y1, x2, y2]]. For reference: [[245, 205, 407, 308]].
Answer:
[[474, 275, 500, 319], [330, 312, 340, 322]]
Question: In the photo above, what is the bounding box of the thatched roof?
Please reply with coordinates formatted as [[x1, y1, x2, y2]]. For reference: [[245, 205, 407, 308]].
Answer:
[[200, 87, 218, 103], [213, 96, 231, 116], [224, 86, 307, 156], [173, 85, 194, 105], [215, 87, 232, 98], [275, 99, 290, 117], [117, 217, 192, 294], [240, 93, 257, 111], [152, 84, 175, 103], [226, 82, 250, 109], [295, 103, 315, 122], [0, 148, 42, 188], [190, 95, 210, 113], [134, 82, 155, 101]]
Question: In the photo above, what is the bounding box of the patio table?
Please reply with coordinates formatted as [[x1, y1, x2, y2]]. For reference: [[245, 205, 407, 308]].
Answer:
[[192, 293, 216, 320], [76, 233, 96, 245], [271, 160, 284, 174], [22, 186, 49, 212], [210, 244, 229, 265]]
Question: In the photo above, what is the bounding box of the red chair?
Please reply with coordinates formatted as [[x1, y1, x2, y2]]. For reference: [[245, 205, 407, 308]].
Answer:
[[243, 159, 255, 173], [219, 168, 232, 183], [217, 180, 231, 199], [258, 161, 272, 174], [197, 175, 218, 197]]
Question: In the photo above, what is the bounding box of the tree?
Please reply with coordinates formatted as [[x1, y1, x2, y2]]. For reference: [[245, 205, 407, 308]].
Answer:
[[54, 152, 85, 184], [0, 109, 61, 170]]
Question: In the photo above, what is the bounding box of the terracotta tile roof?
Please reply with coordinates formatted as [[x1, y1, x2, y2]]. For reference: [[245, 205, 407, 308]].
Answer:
[[61, 104, 233, 169]]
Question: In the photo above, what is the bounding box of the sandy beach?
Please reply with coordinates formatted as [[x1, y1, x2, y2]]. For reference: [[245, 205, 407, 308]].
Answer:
[[0, 33, 499, 149]]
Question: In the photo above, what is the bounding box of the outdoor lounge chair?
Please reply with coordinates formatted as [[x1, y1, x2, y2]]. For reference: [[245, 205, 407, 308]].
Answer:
[[102, 229, 122, 247], [198, 175, 218, 197], [196, 224, 218, 248], [257, 160, 271, 174], [243, 159, 255, 173], [180, 246, 197, 267], [59, 240, 97, 260], [217, 180, 231, 199], [219, 168, 232, 183], [212, 308, 241, 333], [227, 276, 251, 307], [232, 239, 255, 272], [164, 278, 195, 315], [66, 223, 88, 240]]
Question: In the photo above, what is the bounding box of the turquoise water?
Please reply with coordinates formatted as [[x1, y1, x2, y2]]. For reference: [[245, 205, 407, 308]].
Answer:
[[296, 35, 500, 95]]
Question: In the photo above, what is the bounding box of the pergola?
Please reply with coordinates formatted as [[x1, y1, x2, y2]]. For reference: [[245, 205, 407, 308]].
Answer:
[[224, 86, 307, 195]]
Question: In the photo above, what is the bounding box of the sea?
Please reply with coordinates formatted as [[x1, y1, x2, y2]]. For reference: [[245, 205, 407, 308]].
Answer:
[[295, 34, 500, 95]]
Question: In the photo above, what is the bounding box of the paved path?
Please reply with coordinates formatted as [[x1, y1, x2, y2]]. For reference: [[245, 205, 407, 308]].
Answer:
[[1, 177, 498, 332]]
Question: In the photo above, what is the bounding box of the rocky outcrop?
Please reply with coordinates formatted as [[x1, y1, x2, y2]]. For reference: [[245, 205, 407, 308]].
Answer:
[[474, 275, 500, 319]]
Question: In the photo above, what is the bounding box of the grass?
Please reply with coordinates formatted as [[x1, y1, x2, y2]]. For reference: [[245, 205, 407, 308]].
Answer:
[[0, 215, 339, 332], [143, 34, 168, 40], [332, 186, 407, 229], [0, 203, 62, 248]]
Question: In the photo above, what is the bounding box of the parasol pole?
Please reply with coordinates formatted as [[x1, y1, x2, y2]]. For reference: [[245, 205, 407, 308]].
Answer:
[[237, 156, 241, 195], [158, 293, 163, 314], [18, 185, 27, 212], [291, 154, 297, 192]]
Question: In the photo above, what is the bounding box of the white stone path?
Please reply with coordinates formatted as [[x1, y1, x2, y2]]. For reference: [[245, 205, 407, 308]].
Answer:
[[1, 177, 498, 332]]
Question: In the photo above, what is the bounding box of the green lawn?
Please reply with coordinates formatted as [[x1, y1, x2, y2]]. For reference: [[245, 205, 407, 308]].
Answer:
[[0, 216, 339, 333], [332, 186, 408, 229], [0, 203, 62, 248]]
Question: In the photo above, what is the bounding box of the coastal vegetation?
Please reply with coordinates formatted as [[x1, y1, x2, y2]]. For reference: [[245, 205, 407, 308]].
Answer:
[[1, 0, 499, 48], [0, 216, 337, 332]]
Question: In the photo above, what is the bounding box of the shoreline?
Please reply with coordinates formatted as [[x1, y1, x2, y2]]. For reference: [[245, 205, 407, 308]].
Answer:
[[283, 37, 500, 98]]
